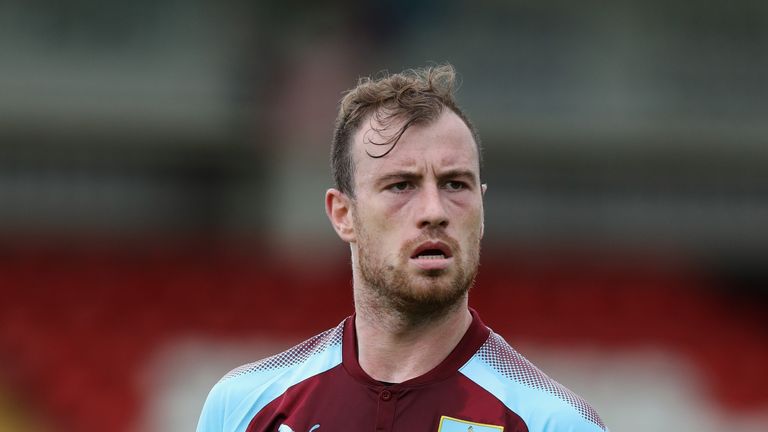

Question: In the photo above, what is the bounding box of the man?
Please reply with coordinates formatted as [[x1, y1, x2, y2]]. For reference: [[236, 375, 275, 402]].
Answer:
[[197, 65, 607, 432]]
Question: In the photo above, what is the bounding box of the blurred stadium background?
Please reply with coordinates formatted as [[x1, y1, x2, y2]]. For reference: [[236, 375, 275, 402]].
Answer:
[[1, 1, 767, 431]]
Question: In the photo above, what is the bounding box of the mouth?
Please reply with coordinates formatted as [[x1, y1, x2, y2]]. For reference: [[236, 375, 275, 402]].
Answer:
[[410, 241, 453, 260], [409, 241, 454, 271]]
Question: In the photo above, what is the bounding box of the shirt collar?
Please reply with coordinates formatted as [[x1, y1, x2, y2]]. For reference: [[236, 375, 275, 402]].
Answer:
[[341, 308, 491, 387]]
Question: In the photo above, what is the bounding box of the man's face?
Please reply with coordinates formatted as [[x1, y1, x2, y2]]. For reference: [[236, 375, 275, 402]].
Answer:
[[347, 109, 485, 315]]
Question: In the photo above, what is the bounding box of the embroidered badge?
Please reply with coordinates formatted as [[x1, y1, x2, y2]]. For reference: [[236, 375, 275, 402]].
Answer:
[[437, 415, 504, 431]]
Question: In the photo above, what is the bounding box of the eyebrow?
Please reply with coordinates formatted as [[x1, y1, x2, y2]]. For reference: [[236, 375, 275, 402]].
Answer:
[[438, 169, 478, 185], [375, 171, 422, 187], [374, 169, 478, 187]]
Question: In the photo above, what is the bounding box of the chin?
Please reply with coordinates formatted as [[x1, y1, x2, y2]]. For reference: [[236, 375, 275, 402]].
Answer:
[[391, 283, 469, 319], [420, 268, 450, 278], [405, 274, 468, 301]]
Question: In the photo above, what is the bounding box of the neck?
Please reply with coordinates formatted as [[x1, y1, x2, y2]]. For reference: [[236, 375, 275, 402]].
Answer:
[[353, 288, 473, 383]]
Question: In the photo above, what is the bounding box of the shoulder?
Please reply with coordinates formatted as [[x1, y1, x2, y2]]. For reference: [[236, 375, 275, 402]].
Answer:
[[460, 331, 608, 432], [196, 321, 345, 432]]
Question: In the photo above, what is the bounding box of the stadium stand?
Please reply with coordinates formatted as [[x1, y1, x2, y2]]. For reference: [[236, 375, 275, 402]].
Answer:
[[0, 242, 766, 432]]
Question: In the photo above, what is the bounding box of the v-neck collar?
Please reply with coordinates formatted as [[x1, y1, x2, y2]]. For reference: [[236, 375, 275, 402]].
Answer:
[[342, 308, 490, 387]]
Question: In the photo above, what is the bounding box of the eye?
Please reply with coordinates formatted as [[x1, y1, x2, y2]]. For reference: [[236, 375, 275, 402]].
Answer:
[[443, 181, 467, 191], [387, 181, 414, 193]]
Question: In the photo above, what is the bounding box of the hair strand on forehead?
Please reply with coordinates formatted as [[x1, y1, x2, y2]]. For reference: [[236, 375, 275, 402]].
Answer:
[[363, 113, 426, 159]]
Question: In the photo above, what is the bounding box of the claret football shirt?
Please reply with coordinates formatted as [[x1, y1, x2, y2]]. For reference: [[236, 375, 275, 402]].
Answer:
[[197, 310, 607, 432]]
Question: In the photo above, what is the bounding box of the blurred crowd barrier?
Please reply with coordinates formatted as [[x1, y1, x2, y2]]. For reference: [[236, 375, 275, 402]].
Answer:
[[0, 242, 766, 431]]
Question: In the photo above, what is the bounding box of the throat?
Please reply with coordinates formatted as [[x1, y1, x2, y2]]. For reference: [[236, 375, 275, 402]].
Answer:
[[353, 305, 472, 383]]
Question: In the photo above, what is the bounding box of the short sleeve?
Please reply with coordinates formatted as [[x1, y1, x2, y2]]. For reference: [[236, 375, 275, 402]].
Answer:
[[196, 381, 227, 432]]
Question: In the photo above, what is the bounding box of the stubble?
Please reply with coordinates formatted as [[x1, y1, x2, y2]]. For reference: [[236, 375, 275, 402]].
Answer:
[[354, 220, 480, 324]]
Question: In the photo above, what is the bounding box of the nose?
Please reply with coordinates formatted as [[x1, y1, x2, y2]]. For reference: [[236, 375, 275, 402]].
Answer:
[[417, 183, 449, 229]]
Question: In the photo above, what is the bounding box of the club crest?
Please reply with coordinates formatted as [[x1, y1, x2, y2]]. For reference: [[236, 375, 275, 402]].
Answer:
[[437, 415, 504, 431]]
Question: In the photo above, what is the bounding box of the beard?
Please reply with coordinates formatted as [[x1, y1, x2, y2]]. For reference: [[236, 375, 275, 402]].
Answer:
[[355, 223, 480, 322]]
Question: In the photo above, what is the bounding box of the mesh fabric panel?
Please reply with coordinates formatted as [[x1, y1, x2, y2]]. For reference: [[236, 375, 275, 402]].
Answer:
[[477, 332, 606, 430], [221, 322, 344, 382]]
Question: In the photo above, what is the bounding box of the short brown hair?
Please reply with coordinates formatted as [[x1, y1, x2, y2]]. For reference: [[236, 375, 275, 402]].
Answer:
[[331, 64, 481, 197]]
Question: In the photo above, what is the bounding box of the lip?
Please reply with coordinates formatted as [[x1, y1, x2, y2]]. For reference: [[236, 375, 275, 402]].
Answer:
[[410, 255, 454, 271], [409, 241, 454, 271], [410, 241, 453, 259]]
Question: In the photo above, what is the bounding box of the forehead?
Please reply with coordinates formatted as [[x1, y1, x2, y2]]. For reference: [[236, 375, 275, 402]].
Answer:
[[350, 109, 480, 180]]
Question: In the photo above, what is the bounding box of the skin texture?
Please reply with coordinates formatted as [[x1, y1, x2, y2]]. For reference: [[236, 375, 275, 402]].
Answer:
[[325, 108, 486, 383]]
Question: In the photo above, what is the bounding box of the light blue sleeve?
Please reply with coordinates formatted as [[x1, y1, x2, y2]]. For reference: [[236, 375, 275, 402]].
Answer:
[[194, 370, 283, 432], [195, 339, 344, 432], [460, 356, 608, 432], [538, 404, 608, 432], [197, 380, 228, 432]]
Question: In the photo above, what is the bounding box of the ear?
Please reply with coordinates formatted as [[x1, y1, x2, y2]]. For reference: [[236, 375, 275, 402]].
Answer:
[[480, 183, 487, 237], [325, 188, 356, 243]]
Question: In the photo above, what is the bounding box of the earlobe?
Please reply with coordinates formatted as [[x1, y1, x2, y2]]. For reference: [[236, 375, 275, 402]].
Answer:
[[481, 183, 488, 196], [325, 188, 356, 243]]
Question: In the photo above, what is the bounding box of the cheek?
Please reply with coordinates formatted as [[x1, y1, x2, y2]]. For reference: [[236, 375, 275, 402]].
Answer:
[[458, 205, 484, 240], [360, 195, 409, 227], [447, 191, 482, 211], [381, 195, 411, 218], [451, 195, 483, 219], [355, 206, 398, 245]]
